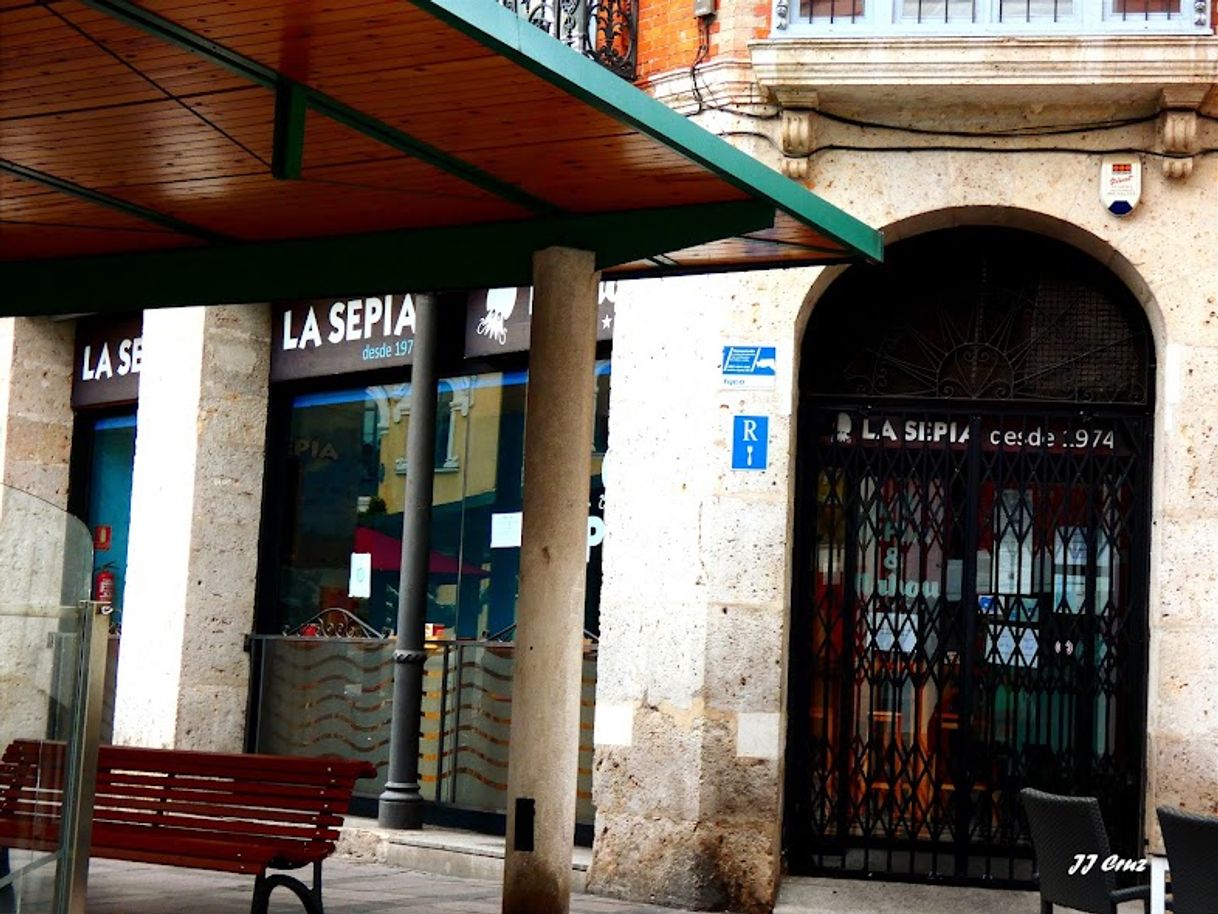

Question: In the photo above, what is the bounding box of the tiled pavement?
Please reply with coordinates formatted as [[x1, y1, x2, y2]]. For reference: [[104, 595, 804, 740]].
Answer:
[[7, 850, 1077, 914], [10, 856, 692, 914]]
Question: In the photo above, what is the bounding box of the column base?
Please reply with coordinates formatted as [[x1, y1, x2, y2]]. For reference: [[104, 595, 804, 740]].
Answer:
[[377, 782, 424, 830]]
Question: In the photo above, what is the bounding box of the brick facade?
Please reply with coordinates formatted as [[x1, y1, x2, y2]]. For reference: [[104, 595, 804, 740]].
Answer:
[[636, 0, 772, 83]]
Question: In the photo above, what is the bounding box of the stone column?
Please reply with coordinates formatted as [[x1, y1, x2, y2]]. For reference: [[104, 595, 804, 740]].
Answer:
[[589, 268, 816, 913], [113, 305, 270, 751], [0, 317, 77, 750], [502, 247, 599, 914]]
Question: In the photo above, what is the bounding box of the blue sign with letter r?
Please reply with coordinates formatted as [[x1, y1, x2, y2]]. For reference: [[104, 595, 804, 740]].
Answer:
[[732, 415, 769, 470]]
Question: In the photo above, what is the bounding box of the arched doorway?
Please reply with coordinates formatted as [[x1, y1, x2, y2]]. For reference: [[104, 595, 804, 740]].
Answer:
[[784, 228, 1154, 884]]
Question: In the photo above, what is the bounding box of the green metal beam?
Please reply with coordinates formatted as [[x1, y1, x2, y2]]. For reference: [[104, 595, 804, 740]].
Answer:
[[272, 81, 307, 181], [79, 0, 560, 215], [0, 159, 229, 243], [410, 0, 884, 263], [0, 201, 777, 315]]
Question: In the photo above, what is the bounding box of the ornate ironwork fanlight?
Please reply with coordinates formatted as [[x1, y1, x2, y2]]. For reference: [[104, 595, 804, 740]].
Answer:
[[803, 230, 1152, 405]]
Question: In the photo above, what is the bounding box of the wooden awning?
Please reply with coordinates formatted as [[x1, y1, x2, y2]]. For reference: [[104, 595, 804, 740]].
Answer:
[[0, 0, 883, 312]]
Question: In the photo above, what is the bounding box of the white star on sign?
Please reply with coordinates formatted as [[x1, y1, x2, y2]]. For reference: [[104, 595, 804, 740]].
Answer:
[[601, 314, 612, 330]]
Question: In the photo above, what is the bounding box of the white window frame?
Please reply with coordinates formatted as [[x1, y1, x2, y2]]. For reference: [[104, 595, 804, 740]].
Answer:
[[773, 0, 1210, 34]]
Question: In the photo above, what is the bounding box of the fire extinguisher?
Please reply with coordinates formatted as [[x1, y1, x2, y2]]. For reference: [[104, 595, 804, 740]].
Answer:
[[94, 562, 116, 605]]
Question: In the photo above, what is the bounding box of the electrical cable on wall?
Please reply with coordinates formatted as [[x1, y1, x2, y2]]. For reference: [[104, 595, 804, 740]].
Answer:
[[689, 15, 713, 114], [714, 130, 1218, 161]]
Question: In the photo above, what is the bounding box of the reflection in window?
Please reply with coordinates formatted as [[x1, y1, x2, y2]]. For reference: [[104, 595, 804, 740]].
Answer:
[[271, 363, 610, 640]]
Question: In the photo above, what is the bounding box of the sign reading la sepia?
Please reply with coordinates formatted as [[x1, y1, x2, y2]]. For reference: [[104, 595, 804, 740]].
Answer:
[[80, 286, 618, 394], [272, 295, 420, 381], [274, 284, 617, 379], [73, 314, 142, 408]]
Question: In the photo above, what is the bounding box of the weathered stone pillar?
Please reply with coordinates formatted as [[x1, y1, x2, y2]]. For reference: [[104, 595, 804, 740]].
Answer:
[[502, 247, 599, 914], [0, 316, 77, 750], [589, 269, 814, 914], [113, 305, 270, 751]]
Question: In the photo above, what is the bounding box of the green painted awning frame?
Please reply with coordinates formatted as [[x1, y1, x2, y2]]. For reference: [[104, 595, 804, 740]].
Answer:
[[0, 0, 884, 314]]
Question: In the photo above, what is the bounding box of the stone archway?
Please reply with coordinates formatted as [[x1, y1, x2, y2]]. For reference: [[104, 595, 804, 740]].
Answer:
[[784, 226, 1155, 884]]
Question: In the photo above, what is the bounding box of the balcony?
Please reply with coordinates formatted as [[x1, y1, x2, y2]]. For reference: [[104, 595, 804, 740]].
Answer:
[[500, 0, 638, 80], [753, 0, 1218, 113], [772, 0, 1211, 34]]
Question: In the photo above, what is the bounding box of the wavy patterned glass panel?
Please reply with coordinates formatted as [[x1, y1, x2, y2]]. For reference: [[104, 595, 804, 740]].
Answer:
[[250, 637, 597, 821], [445, 644, 598, 824], [255, 638, 397, 798]]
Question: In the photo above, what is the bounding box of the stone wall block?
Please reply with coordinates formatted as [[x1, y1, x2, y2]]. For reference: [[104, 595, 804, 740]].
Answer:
[[1159, 408, 1218, 517], [6, 416, 71, 469], [591, 811, 780, 914], [602, 493, 705, 601], [703, 820, 782, 914], [588, 814, 730, 910], [1163, 343, 1218, 407], [697, 713, 782, 820], [592, 706, 704, 820], [699, 494, 789, 606], [0, 617, 62, 751], [1152, 731, 1218, 819], [595, 601, 707, 705], [704, 603, 783, 712], [1153, 517, 1218, 628], [5, 463, 72, 507], [1154, 626, 1218, 735], [605, 425, 709, 489], [0, 318, 74, 506], [174, 682, 249, 752]]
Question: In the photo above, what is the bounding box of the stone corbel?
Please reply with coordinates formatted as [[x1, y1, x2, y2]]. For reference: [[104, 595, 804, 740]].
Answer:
[[780, 104, 816, 181], [1158, 86, 1210, 179]]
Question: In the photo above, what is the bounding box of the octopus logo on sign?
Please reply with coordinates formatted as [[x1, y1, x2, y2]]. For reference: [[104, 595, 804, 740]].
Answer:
[[476, 287, 521, 346]]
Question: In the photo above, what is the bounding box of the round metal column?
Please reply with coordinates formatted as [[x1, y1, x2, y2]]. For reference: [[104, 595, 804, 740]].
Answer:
[[378, 291, 439, 830]]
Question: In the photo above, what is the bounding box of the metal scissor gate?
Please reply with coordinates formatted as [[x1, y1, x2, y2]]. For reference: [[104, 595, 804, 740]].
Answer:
[[785, 230, 1153, 885]]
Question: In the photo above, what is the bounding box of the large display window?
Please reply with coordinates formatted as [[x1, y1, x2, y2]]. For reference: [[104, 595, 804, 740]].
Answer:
[[267, 362, 611, 639], [255, 292, 613, 828]]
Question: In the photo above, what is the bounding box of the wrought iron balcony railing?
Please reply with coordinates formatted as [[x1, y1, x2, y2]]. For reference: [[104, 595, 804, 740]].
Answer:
[[499, 0, 637, 80]]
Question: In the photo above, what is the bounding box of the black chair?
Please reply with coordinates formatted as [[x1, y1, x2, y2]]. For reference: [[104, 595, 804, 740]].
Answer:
[[1021, 788, 1150, 914], [1157, 805, 1218, 914]]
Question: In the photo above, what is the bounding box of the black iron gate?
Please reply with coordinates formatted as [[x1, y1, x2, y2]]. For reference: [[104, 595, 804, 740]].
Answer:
[[785, 230, 1154, 885]]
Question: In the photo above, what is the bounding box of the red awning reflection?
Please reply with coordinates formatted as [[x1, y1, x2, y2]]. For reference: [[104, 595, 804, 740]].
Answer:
[[353, 526, 488, 577]]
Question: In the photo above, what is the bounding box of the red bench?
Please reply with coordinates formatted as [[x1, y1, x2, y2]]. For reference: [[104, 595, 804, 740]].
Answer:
[[0, 739, 376, 913]]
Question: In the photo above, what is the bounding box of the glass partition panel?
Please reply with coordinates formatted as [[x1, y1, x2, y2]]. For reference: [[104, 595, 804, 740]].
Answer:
[[0, 484, 95, 914], [252, 636, 598, 824], [252, 637, 396, 799]]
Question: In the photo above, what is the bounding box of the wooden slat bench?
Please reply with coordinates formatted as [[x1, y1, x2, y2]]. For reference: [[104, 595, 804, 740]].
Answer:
[[0, 739, 376, 914]]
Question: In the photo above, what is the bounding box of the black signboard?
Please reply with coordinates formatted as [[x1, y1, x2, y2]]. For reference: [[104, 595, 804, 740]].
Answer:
[[72, 314, 142, 408], [272, 285, 618, 381], [463, 284, 616, 358], [271, 294, 419, 381]]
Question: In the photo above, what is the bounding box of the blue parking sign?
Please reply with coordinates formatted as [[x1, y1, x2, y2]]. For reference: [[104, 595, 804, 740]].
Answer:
[[732, 416, 768, 470]]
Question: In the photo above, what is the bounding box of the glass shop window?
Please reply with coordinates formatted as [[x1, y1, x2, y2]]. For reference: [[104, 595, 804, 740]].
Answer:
[[270, 362, 610, 639]]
